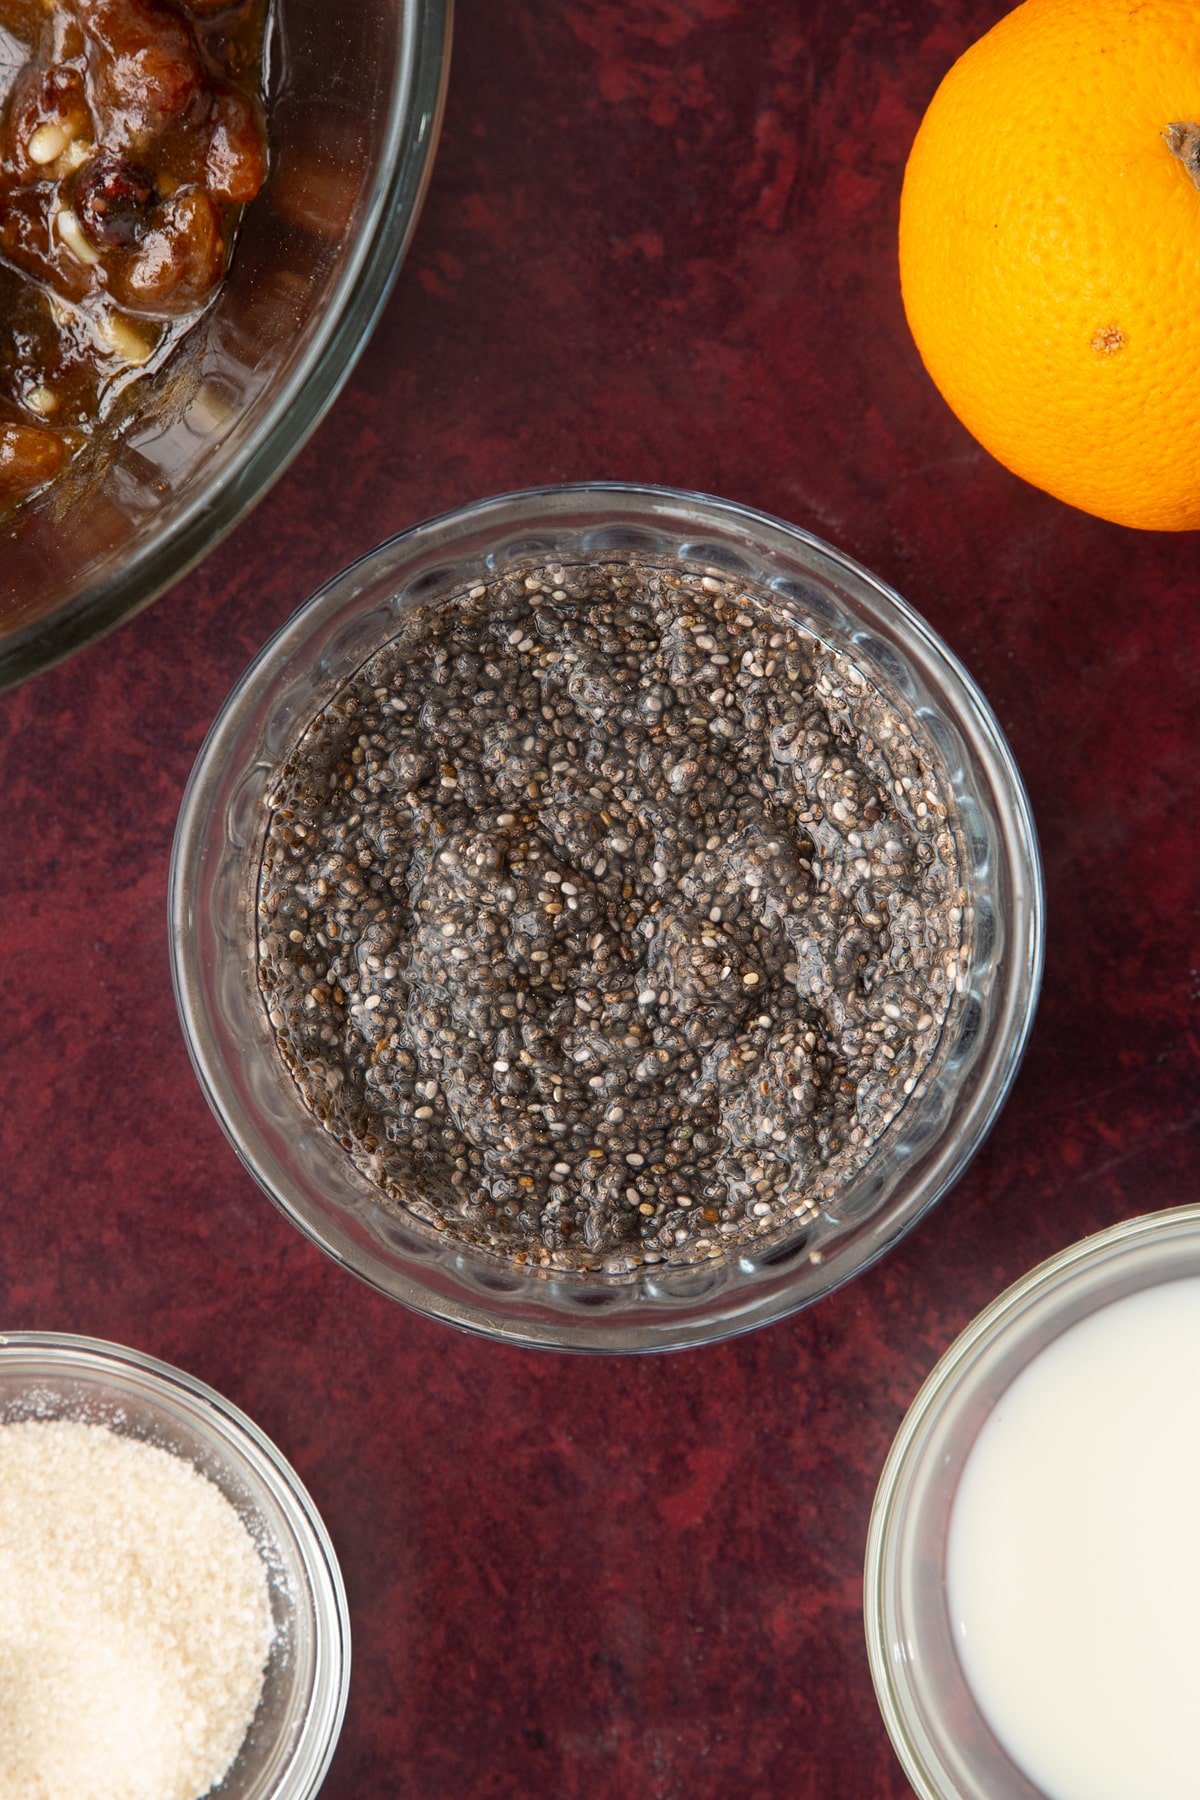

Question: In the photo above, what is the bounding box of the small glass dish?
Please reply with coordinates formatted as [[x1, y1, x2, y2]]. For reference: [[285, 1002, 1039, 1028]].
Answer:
[[0, 1330, 350, 1797], [864, 1206, 1200, 1799], [170, 482, 1044, 1352], [0, 0, 452, 689]]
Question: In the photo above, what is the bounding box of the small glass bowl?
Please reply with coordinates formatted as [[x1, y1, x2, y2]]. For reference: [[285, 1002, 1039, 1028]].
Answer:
[[0, 0, 452, 688], [170, 483, 1044, 1352], [865, 1206, 1200, 1799], [0, 1331, 350, 1797]]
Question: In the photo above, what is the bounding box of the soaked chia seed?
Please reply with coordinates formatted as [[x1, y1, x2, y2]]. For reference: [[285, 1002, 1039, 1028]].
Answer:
[[256, 559, 968, 1272]]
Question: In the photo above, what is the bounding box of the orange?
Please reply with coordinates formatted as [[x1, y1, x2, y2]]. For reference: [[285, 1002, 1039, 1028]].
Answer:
[[899, 0, 1200, 531]]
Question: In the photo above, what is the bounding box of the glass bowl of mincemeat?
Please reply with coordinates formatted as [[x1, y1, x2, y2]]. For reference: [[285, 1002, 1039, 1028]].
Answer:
[[171, 484, 1044, 1352], [0, 0, 450, 688]]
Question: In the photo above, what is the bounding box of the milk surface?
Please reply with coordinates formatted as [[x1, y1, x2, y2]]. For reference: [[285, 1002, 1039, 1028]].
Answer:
[[947, 1276, 1200, 1800]]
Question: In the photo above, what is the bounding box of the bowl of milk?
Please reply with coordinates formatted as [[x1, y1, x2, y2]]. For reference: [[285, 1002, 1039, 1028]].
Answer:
[[865, 1206, 1200, 1800]]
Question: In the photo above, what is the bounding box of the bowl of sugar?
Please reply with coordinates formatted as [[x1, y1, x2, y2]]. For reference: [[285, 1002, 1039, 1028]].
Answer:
[[0, 1331, 349, 1799], [865, 1206, 1200, 1800]]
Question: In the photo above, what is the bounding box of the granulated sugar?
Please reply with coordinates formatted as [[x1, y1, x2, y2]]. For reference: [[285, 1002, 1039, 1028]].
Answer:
[[0, 1419, 274, 1800]]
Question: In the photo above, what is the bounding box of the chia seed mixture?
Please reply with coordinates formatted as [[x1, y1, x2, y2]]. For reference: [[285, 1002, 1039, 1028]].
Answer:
[[256, 560, 968, 1272]]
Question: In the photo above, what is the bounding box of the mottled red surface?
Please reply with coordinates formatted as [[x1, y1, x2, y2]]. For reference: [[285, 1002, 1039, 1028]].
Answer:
[[0, 2, 1197, 1795]]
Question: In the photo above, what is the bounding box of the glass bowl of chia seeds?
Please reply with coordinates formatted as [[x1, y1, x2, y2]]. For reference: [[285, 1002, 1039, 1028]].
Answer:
[[0, 1330, 351, 1796], [170, 483, 1043, 1352]]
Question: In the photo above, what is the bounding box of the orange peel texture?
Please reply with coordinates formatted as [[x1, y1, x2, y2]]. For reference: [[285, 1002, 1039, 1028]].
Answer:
[[899, 0, 1200, 530]]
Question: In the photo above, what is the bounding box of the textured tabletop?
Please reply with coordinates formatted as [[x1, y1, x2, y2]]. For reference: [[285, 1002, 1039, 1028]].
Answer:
[[0, 2, 1196, 1795]]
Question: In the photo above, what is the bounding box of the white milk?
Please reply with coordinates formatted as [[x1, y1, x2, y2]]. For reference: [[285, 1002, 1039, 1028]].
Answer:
[[947, 1276, 1200, 1800]]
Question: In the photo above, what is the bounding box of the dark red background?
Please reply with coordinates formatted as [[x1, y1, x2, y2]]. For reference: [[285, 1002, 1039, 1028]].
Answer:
[[1, 2, 1196, 1794]]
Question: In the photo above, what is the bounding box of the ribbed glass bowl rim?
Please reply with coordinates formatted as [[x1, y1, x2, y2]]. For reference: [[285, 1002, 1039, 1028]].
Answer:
[[169, 481, 1045, 1352], [0, 0, 453, 691], [0, 1328, 351, 1796], [863, 1205, 1200, 1799]]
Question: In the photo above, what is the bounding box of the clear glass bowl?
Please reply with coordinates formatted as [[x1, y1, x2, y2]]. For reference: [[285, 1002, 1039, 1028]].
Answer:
[[0, 0, 452, 690], [170, 482, 1044, 1352], [0, 1330, 350, 1797], [864, 1206, 1200, 1799]]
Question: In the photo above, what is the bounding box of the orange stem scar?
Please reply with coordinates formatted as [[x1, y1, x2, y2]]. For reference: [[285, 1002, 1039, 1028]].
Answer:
[[1164, 122, 1200, 190]]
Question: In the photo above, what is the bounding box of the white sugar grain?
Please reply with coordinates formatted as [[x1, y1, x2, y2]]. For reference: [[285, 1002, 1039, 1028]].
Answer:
[[0, 1419, 274, 1800]]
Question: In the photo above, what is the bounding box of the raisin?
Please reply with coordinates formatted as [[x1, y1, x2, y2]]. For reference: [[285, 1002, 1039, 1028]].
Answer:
[[205, 89, 265, 205], [74, 153, 156, 249], [84, 0, 203, 143], [118, 186, 224, 309], [0, 420, 66, 500]]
